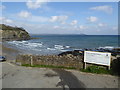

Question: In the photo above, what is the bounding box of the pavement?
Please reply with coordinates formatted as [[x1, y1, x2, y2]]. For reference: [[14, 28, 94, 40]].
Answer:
[[1, 62, 119, 89]]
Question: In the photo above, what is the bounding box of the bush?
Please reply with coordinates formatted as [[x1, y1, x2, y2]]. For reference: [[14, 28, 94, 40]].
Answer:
[[81, 66, 111, 74], [111, 57, 120, 76]]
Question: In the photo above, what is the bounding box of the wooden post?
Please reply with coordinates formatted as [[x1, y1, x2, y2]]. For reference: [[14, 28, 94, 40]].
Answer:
[[84, 62, 86, 69], [108, 66, 110, 70], [30, 55, 33, 66], [108, 55, 111, 70]]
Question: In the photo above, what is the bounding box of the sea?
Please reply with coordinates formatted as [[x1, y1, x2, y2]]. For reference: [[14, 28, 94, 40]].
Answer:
[[4, 35, 119, 55]]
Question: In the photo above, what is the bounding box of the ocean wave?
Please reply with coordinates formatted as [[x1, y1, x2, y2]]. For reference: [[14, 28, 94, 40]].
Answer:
[[47, 48, 56, 51], [98, 46, 119, 50], [54, 45, 64, 50], [25, 43, 43, 47], [60, 49, 71, 52], [65, 46, 70, 48], [7, 41, 75, 54], [8, 40, 43, 50]]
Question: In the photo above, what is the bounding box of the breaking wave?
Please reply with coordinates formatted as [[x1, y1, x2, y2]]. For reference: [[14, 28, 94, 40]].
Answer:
[[7, 40, 71, 54], [98, 46, 119, 50]]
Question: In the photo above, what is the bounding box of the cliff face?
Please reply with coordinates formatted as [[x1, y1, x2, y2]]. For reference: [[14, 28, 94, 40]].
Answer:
[[0, 24, 31, 41]]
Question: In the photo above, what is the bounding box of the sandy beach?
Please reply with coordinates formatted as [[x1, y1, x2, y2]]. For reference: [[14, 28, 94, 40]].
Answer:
[[0, 43, 20, 61]]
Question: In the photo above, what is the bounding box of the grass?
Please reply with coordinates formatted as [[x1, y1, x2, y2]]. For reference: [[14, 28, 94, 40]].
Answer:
[[22, 64, 118, 76], [22, 64, 76, 69], [81, 66, 112, 74]]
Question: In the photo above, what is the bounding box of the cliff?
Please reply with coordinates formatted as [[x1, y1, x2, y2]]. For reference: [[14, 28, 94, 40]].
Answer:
[[0, 24, 31, 41]]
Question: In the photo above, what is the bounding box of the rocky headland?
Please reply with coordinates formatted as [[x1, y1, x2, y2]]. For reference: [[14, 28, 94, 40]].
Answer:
[[0, 24, 31, 41]]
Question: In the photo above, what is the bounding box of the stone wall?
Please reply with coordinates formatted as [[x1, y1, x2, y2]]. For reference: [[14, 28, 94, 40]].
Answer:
[[16, 54, 84, 69]]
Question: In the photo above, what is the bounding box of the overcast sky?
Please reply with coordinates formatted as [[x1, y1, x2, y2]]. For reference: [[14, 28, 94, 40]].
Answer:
[[0, 1, 118, 35]]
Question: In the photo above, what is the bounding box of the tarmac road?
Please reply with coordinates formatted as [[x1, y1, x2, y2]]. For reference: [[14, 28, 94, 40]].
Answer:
[[53, 69, 86, 89], [1, 62, 119, 89]]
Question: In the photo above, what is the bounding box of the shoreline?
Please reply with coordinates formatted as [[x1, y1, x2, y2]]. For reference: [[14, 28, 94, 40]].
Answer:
[[1, 41, 120, 76], [1, 39, 120, 62], [1, 42, 120, 60], [0, 43, 21, 60]]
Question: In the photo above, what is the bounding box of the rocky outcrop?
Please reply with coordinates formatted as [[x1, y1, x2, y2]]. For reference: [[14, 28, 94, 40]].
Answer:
[[0, 24, 31, 41], [58, 50, 84, 56], [59, 48, 120, 57]]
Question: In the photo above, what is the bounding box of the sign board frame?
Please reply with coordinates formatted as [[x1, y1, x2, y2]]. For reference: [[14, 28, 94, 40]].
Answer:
[[84, 51, 111, 70]]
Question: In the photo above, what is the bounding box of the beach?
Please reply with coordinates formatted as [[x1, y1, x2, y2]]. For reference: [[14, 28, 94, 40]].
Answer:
[[0, 43, 20, 61]]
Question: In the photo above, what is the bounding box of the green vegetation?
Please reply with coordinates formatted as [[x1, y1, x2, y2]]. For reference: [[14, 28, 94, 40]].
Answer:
[[22, 62, 120, 76], [80, 58, 120, 76], [22, 64, 76, 69], [0, 24, 25, 31], [81, 66, 112, 74], [0, 24, 31, 41]]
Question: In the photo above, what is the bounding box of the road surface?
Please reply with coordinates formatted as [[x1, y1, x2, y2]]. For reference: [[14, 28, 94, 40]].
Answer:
[[1, 62, 119, 89]]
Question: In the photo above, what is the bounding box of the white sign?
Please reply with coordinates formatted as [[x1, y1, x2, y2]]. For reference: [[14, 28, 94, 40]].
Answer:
[[84, 51, 111, 66]]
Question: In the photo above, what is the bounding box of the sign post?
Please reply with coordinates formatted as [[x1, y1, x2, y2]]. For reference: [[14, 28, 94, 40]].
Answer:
[[84, 62, 86, 69], [84, 51, 111, 70]]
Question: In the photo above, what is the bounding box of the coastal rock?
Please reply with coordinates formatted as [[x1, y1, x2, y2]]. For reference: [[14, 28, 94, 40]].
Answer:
[[98, 48, 120, 56], [0, 24, 31, 41], [58, 50, 84, 56]]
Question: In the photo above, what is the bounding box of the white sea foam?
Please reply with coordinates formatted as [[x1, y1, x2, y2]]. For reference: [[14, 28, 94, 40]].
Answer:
[[60, 50, 70, 52], [8, 41, 43, 51], [98, 46, 116, 50], [65, 46, 70, 48], [21, 41, 27, 43], [7, 41, 71, 54], [47, 48, 56, 50], [26, 43, 43, 47], [54, 45, 64, 50]]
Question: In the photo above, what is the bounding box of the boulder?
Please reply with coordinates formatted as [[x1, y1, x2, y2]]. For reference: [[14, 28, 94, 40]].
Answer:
[[58, 50, 84, 56]]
